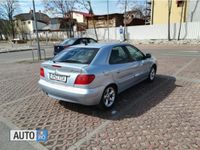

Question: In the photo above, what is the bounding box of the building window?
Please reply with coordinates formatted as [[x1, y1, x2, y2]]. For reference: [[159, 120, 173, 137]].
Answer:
[[28, 21, 30, 24], [16, 22, 19, 27], [23, 21, 26, 25], [176, 0, 184, 7]]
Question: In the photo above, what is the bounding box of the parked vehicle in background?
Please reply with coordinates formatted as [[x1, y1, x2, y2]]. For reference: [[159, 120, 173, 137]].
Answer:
[[54, 37, 97, 56], [39, 43, 157, 109]]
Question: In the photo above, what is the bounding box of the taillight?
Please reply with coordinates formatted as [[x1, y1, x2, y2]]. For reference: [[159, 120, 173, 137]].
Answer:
[[40, 68, 45, 77], [74, 74, 95, 85]]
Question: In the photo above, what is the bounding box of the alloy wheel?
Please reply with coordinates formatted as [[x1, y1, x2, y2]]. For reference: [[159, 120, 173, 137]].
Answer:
[[103, 87, 116, 108]]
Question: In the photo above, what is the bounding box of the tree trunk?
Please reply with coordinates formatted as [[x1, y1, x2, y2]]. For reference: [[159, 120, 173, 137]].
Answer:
[[69, 21, 72, 37], [68, 12, 74, 38], [168, 0, 172, 41], [87, 1, 98, 41], [123, 0, 127, 41], [151, 0, 154, 24], [92, 16, 98, 41], [0, 34, 2, 40], [11, 20, 15, 39], [178, 2, 184, 40]]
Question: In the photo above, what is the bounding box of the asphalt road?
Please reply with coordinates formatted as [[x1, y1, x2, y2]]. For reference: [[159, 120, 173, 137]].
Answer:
[[0, 47, 53, 63], [0, 44, 200, 64], [0, 44, 200, 150]]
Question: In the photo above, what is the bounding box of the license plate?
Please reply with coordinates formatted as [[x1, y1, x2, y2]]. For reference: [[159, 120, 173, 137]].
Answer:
[[49, 73, 67, 82]]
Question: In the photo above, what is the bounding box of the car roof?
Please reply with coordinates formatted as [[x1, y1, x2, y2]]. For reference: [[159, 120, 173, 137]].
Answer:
[[70, 42, 130, 49], [67, 37, 95, 40]]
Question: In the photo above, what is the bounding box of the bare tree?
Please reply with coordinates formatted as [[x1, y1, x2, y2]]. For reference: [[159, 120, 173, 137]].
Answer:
[[124, 0, 127, 41], [79, 0, 98, 41], [118, 0, 146, 41], [117, 0, 146, 16], [0, 0, 19, 39], [15, 20, 27, 40], [0, 17, 11, 40], [178, 1, 186, 40], [168, 0, 172, 41], [0, 19, 10, 40], [43, 0, 79, 37]]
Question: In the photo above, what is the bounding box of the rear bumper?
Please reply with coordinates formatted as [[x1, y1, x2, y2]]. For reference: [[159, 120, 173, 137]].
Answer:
[[38, 79, 104, 105]]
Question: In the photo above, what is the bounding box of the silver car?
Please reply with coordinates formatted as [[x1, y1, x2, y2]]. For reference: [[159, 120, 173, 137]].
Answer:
[[38, 43, 157, 109]]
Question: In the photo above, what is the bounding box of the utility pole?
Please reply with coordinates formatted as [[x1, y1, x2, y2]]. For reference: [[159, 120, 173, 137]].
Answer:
[[107, 0, 109, 41], [124, 0, 127, 41], [32, 0, 41, 60], [168, 0, 172, 41]]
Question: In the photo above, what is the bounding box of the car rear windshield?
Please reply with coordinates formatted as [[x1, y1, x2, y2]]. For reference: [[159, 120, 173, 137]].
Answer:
[[60, 38, 76, 45], [52, 48, 99, 64]]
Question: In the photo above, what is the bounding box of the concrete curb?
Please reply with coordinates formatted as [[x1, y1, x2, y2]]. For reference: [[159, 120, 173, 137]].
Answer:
[[0, 116, 48, 150], [0, 48, 36, 54]]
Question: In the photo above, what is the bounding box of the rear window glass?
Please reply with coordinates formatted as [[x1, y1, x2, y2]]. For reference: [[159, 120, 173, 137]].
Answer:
[[60, 38, 76, 45], [52, 48, 99, 64]]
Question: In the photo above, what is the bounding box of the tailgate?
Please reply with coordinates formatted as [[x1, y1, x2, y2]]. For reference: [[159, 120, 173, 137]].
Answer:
[[41, 61, 88, 87]]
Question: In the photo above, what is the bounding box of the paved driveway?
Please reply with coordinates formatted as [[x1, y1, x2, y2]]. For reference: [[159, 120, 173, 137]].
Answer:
[[0, 45, 200, 150]]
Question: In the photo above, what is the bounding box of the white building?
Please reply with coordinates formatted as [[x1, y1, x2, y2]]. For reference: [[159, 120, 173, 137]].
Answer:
[[14, 10, 50, 37], [66, 11, 91, 23]]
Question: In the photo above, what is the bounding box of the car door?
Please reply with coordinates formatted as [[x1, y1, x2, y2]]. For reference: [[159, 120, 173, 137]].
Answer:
[[109, 46, 138, 92], [125, 45, 150, 81]]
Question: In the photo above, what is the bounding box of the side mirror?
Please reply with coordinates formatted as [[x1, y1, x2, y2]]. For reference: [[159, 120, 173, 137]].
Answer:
[[145, 53, 151, 59]]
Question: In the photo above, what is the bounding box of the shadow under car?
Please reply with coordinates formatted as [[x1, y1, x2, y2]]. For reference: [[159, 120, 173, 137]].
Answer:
[[59, 74, 178, 120]]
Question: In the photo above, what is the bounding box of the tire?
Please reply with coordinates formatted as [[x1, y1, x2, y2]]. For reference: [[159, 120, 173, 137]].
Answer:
[[147, 66, 156, 82], [98, 86, 117, 109]]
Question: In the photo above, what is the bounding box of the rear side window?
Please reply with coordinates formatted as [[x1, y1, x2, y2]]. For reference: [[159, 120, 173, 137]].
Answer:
[[81, 39, 88, 44], [61, 38, 76, 45], [74, 39, 87, 45], [89, 38, 97, 43], [109, 46, 129, 64], [52, 48, 99, 64], [74, 39, 81, 45], [125, 45, 145, 61]]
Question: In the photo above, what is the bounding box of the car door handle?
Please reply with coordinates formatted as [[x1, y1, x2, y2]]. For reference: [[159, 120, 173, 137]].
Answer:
[[139, 62, 144, 66], [116, 70, 121, 74], [141, 60, 146, 65], [103, 71, 109, 76]]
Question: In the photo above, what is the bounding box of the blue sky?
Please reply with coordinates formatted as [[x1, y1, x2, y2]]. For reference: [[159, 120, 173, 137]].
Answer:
[[18, 0, 145, 16]]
